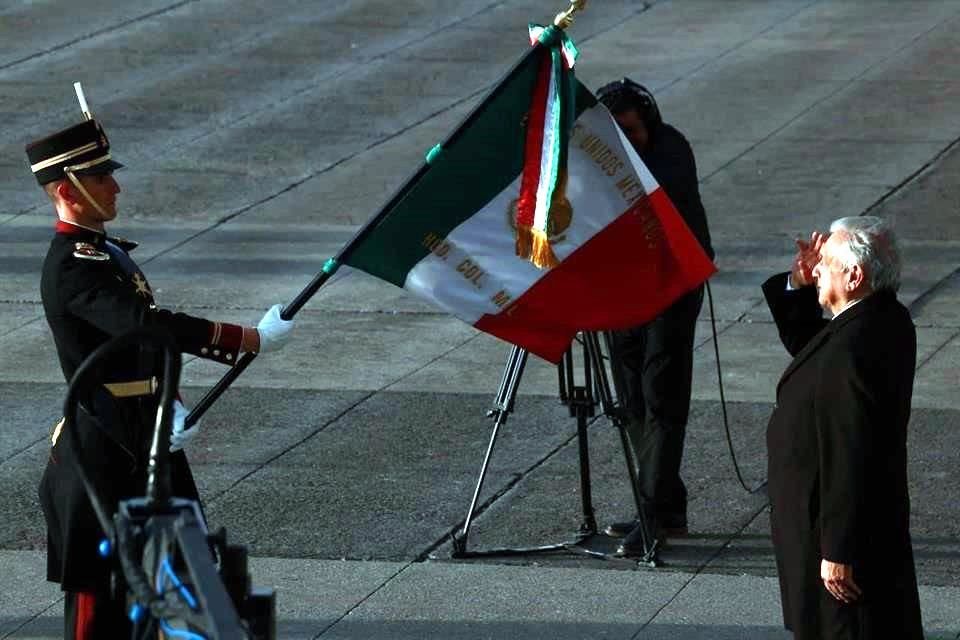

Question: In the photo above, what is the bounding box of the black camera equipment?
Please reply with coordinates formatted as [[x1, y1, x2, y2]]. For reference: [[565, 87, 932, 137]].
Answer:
[[450, 331, 659, 567], [61, 326, 276, 639]]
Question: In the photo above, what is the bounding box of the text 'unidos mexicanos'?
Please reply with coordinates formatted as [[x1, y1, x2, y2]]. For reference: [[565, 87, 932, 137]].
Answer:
[[422, 232, 514, 311], [573, 123, 625, 177], [572, 122, 662, 248], [573, 123, 647, 206]]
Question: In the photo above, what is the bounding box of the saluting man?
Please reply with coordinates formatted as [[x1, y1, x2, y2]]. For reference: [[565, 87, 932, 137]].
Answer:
[[25, 92, 294, 639], [763, 217, 923, 639]]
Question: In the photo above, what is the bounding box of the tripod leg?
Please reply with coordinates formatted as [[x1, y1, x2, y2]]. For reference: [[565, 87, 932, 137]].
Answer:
[[453, 412, 507, 556], [592, 331, 658, 561], [453, 346, 528, 557], [493, 345, 527, 415], [572, 388, 598, 535], [615, 419, 656, 555]]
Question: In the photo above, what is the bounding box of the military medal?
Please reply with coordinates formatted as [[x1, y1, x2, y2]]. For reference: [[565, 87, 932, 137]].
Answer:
[[72, 242, 109, 261]]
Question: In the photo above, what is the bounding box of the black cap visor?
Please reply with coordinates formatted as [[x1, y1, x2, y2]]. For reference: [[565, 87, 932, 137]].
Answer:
[[71, 158, 124, 176]]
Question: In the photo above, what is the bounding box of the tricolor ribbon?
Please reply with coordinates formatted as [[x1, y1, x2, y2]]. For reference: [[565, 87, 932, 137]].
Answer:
[[515, 24, 579, 270]]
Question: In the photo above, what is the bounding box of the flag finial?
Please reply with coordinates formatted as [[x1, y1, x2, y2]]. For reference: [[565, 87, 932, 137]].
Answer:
[[553, 0, 587, 29]]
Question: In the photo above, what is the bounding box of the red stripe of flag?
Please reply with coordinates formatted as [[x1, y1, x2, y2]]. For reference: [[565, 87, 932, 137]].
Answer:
[[476, 189, 716, 362], [514, 51, 554, 230]]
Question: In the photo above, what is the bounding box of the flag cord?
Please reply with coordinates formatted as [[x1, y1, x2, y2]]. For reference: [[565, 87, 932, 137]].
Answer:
[[705, 281, 766, 495]]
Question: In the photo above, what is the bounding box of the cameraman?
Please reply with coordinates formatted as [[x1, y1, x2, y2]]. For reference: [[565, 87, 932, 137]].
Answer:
[[596, 79, 714, 555]]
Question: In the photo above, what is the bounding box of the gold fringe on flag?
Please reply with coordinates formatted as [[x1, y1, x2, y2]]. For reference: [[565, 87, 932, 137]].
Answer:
[[515, 224, 535, 261], [514, 170, 571, 270], [529, 228, 561, 269], [515, 225, 560, 269]]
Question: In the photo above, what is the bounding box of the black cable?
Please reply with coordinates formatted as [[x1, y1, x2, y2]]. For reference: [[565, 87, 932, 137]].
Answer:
[[61, 327, 190, 621], [705, 281, 764, 494], [585, 290, 761, 495], [61, 326, 181, 535], [60, 327, 258, 637]]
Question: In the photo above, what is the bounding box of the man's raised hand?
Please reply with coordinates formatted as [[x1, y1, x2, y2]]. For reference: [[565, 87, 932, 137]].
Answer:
[[790, 231, 827, 288]]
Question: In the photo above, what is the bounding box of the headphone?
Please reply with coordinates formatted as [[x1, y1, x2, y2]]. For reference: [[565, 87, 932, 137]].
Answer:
[[596, 77, 663, 130]]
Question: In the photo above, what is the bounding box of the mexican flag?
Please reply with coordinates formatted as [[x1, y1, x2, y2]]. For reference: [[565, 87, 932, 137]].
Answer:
[[341, 27, 715, 363]]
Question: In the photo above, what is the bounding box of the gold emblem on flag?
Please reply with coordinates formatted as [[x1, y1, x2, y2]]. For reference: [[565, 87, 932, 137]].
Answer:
[[506, 196, 573, 245], [511, 169, 574, 270]]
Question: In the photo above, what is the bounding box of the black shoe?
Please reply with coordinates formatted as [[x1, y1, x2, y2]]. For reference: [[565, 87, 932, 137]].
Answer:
[[603, 520, 639, 538], [615, 522, 654, 557]]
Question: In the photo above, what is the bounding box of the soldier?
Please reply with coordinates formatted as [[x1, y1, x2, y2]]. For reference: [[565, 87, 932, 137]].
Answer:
[[25, 96, 294, 639]]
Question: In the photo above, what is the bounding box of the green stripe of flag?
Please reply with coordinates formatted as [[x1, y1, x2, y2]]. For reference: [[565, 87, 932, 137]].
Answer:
[[344, 51, 596, 286]]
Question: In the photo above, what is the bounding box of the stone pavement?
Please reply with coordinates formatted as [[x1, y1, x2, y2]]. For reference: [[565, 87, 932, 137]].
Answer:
[[2, 551, 959, 639], [1, 1, 958, 638]]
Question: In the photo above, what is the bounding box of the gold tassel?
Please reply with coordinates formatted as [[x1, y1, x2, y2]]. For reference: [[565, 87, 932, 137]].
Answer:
[[515, 224, 535, 260], [515, 170, 570, 270], [529, 230, 560, 269], [516, 225, 559, 269]]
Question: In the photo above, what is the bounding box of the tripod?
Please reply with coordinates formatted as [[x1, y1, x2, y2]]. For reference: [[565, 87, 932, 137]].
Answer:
[[450, 331, 658, 566]]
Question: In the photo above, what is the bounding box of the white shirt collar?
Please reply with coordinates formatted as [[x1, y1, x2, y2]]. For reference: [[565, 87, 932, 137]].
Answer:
[[831, 295, 866, 320]]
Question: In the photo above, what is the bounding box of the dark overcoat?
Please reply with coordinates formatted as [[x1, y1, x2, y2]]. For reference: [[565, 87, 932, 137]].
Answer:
[[762, 272, 923, 640], [39, 221, 240, 592]]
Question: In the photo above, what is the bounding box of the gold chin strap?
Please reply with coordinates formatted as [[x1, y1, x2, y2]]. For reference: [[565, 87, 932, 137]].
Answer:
[[63, 167, 109, 218]]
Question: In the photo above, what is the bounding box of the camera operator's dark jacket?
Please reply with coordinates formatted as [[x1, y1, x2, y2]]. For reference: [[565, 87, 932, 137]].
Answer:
[[39, 221, 240, 591], [640, 123, 714, 261]]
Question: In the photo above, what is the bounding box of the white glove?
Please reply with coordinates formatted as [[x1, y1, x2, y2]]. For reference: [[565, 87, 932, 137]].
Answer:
[[170, 399, 200, 452], [256, 303, 294, 353]]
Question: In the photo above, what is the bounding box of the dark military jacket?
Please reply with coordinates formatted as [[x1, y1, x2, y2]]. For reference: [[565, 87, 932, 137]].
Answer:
[[39, 219, 243, 591]]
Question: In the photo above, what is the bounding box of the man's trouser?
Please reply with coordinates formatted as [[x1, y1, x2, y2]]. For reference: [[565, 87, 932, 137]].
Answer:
[[64, 590, 131, 640], [611, 285, 704, 523]]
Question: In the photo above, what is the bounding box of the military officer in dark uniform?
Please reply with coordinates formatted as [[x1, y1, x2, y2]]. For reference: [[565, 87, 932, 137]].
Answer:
[[26, 98, 294, 639]]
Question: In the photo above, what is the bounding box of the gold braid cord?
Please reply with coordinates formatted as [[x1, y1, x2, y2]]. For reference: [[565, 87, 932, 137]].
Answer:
[[554, 0, 587, 29]]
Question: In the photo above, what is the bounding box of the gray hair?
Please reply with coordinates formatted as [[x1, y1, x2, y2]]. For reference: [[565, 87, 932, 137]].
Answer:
[[828, 216, 901, 292]]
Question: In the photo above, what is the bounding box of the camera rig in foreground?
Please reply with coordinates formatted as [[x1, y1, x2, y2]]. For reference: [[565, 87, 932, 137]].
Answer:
[[62, 326, 275, 639]]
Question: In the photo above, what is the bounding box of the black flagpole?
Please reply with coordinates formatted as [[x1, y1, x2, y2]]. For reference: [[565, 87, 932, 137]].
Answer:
[[183, 30, 568, 428]]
